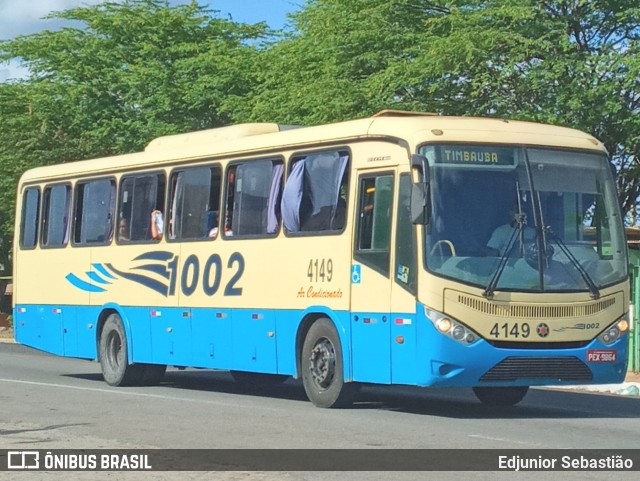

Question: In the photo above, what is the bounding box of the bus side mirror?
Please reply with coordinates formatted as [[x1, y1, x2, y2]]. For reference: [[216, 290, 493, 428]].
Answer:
[[410, 154, 431, 225], [411, 154, 429, 183], [411, 182, 431, 225]]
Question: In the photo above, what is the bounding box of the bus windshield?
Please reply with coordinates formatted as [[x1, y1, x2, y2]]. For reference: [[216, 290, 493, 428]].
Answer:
[[420, 144, 627, 293]]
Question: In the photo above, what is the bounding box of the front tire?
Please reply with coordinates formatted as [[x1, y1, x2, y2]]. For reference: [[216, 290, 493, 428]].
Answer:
[[473, 386, 529, 406], [99, 313, 143, 386], [301, 318, 357, 408]]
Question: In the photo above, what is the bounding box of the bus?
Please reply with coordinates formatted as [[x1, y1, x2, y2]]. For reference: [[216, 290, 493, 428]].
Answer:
[[13, 110, 630, 408]]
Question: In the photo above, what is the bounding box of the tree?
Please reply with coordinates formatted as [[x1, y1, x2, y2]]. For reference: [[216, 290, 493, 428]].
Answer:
[[244, 0, 639, 216], [0, 0, 269, 269]]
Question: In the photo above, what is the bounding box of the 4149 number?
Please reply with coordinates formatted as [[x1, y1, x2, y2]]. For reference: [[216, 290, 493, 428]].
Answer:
[[490, 322, 531, 339]]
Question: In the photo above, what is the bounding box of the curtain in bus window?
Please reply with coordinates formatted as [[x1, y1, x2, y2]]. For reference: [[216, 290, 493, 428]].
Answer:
[[281, 160, 305, 232], [300, 153, 348, 231], [170, 173, 183, 239], [267, 163, 284, 234], [232, 160, 273, 236]]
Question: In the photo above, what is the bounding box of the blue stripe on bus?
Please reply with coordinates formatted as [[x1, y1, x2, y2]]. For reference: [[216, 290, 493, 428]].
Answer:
[[86, 271, 112, 285], [64, 274, 106, 293], [92, 263, 117, 280]]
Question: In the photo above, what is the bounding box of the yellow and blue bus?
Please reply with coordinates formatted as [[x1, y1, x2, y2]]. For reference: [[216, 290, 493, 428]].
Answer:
[[13, 111, 630, 407]]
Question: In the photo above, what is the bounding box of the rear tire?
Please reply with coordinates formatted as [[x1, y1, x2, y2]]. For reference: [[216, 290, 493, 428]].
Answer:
[[99, 313, 143, 386], [301, 318, 358, 408], [473, 386, 529, 406]]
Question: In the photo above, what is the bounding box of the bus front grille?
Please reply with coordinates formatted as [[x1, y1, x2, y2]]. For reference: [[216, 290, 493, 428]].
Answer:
[[458, 294, 616, 318], [480, 356, 593, 382]]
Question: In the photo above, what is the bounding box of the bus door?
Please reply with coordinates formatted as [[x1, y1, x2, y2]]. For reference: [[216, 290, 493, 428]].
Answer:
[[350, 170, 395, 383]]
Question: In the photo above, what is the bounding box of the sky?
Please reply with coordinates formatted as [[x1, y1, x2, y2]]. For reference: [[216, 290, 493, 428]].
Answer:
[[0, 0, 302, 81]]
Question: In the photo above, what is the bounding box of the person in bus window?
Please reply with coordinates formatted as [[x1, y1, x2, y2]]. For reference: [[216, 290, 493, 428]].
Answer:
[[118, 217, 129, 241], [151, 210, 164, 241], [487, 211, 536, 256]]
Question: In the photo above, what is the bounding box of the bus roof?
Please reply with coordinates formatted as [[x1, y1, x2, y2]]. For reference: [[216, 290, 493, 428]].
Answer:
[[19, 111, 606, 183]]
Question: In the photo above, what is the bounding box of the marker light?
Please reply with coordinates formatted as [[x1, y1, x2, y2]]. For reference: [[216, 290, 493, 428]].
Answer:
[[426, 308, 479, 345]]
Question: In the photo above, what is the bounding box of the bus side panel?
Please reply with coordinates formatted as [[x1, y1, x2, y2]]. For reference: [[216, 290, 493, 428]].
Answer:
[[351, 310, 391, 383], [390, 311, 418, 385], [123, 306, 153, 364], [274, 310, 297, 376], [191, 308, 233, 369], [62, 306, 78, 357], [14, 304, 64, 356], [149, 307, 192, 367], [232, 308, 276, 373]]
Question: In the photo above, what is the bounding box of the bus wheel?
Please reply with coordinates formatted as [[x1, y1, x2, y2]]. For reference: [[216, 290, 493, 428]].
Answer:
[[301, 318, 357, 408], [473, 386, 529, 406], [230, 371, 289, 385], [99, 313, 142, 386]]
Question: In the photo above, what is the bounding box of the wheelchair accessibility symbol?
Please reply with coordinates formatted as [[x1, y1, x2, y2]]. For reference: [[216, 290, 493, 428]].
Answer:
[[351, 265, 361, 284]]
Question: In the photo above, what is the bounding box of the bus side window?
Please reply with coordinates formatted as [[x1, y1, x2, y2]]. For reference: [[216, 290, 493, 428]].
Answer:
[[20, 187, 40, 249], [354, 172, 394, 276], [224, 159, 283, 238], [168, 165, 221, 241], [282, 150, 349, 234], [42, 184, 71, 248], [395, 174, 416, 293], [118, 173, 165, 243], [73, 179, 116, 245]]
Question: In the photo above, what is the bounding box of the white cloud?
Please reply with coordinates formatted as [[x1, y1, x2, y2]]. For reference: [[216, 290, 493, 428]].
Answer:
[[0, 61, 28, 82], [0, 1, 111, 81], [0, 0, 109, 40]]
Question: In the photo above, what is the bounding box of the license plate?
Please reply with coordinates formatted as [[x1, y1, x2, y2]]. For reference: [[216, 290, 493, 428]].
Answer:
[[587, 349, 617, 363]]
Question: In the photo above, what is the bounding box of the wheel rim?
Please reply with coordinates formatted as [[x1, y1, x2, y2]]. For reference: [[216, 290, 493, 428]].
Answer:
[[106, 330, 123, 371], [308, 337, 336, 389]]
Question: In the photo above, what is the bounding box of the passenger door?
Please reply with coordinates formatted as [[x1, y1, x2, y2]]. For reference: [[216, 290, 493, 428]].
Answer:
[[350, 170, 395, 383]]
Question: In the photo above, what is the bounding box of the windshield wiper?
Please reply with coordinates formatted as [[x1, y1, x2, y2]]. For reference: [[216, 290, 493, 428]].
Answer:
[[483, 213, 527, 299], [544, 227, 601, 299]]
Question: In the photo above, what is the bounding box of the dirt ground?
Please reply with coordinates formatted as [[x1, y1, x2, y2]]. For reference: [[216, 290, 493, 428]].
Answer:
[[625, 370, 640, 382], [0, 326, 12, 339]]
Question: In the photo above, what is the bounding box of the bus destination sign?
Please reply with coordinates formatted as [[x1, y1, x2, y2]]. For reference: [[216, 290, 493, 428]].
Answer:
[[434, 145, 515, 166]]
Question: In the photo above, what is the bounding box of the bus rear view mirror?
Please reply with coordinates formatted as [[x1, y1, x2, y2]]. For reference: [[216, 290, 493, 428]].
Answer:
[[410, 154, 430, 225], [411, 154, 429, 183], [411, 182, 431, 225]]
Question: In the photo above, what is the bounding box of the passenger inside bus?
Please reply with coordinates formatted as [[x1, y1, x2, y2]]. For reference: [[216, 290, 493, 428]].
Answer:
[[486, 210, 536, 257], [118, 217, 129, 241], [150, 210, 163, 240]]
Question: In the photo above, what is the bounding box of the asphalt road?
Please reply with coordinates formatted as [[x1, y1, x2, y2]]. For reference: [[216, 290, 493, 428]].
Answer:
[[0, 342, 639, 481]]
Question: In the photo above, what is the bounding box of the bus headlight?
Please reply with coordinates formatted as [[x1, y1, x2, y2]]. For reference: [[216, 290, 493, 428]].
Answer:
[[426, 308, 479, 345], [598, 318, 629, 346]]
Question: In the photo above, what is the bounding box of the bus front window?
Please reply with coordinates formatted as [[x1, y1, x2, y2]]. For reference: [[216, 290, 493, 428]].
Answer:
[[420, 144, 627, 293]]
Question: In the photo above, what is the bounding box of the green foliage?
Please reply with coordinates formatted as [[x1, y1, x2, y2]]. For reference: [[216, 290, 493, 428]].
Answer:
[[0, 0, 639, 270], [0, 0, 269, 270], [243, 0, 639, 214]]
